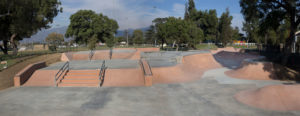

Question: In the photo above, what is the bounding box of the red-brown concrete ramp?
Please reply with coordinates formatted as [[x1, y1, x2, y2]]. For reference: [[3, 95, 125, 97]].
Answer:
[[226, 61, 275, 80], [152, 53, 221, 84], [235, 85, 300, 111], [102, 69, 145, 87], [23, 70, 58, 86]]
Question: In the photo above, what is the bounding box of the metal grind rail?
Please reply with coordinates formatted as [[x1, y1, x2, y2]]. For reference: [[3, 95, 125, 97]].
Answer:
[[99, 60, 107, 87], [54, 62, 69, 87]]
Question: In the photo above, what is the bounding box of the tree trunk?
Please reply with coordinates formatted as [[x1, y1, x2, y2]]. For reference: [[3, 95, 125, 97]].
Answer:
[[10, 34, 18, 55], [109, 48, 113, 60], [0, 40, 8, 54], [176, 44, 179, 51], [282, 16, 297, 65], [172, 41, 176, 48]]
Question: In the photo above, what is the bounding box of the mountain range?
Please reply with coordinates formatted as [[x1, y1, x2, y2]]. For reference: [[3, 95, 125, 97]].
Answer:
[[21, 26, 150, 44]]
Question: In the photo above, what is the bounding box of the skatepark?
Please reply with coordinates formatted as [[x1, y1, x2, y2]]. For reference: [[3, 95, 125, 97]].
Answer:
[[1, 47, 300, 115]]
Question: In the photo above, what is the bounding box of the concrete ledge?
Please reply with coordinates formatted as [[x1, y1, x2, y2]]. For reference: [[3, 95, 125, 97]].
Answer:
[[140, 59, 153, 86], [145, 75, 153, 86], [14, 62, 46, 87]]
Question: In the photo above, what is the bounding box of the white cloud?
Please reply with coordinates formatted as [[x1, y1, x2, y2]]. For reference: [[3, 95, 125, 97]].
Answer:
[[172, 3, 185, 18], [57, 0, 175, 30]]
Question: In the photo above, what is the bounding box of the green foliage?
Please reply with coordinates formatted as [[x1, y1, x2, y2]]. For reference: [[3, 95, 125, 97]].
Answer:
[[195, 44, 218, 50], [87, 36, 98, 50], [45, 32, 64, 46], [133, 30, 144, 44], [240, 0, 300, 52], [184, 1, 219, 43], [153, 17, 204, 49], [218, 9, 233, 46], [48, 46, 57, 51], [145, 25, 156, 44], [184, 0, 197, 21], [195, 10, 218, 42], [105, 36, 115, 48], [115, 36, 124, 43], [0, 0, 62, 54], [65, 10, 119, 45], [232, 27, 241, 41]]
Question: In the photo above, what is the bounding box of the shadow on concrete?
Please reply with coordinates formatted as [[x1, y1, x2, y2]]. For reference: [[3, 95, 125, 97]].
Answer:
[[216, 51, 300, 82], [213, 51, 258, 69]]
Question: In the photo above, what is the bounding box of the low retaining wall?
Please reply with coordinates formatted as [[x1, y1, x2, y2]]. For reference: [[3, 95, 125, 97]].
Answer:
[[14, 62, 46, 87]]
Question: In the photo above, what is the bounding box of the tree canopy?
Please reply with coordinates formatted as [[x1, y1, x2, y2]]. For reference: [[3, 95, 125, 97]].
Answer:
[[218, 9, 233, 46], [132, 30, 144, 45], [240, 0, 300, 52], [0, 0, 62, 54], [45, 32, 64, 46], [153, 17, 204, 50], [65, 10, 119, 45]]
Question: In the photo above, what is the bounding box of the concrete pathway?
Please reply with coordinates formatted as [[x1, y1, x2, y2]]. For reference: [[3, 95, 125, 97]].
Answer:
[[0, 68, 299, 116], [203, 68, 293, 87]]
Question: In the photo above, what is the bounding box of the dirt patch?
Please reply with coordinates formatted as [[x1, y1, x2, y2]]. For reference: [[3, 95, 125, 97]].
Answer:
[[235, 85, 300, 111], [0, 53, 61, 90]]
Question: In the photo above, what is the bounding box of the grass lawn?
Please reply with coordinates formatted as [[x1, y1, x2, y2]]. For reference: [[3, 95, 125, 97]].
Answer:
[[195, 44, 218, 50], [0, 53, 62, 90], [230, 45, 257, 49]]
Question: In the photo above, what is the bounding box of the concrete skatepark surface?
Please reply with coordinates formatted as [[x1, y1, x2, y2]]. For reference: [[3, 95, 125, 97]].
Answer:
[[0, 69, 299, 116], [236, 85, 300, 111], [2, 47, 300, 115]]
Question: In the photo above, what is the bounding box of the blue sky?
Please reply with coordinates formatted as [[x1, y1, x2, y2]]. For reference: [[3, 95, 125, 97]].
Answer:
[[52, 0, 243, 30]]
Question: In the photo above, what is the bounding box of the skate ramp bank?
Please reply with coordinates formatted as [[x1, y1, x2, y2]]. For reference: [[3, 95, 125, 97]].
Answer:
[[23, 68, 145, 87], [152, 53, 222, 84], [213, 51, 260, 69], [225, 60, 274, 80], [23, 70, 58, 86], [225, 58, 299, 80], [102, 68, 145, 87], [235, 85, 300, 111], [61, 48, 160, 61], [14, 62, 47, 87], [211, 47, 241, 54]]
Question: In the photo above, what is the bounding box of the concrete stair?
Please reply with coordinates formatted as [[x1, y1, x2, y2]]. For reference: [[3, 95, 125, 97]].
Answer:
[[58, 70, 100, 87]]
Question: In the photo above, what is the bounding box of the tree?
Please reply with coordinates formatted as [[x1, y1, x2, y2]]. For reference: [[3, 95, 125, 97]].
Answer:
[[45, 32, 64, 51], [240, 0, 300, 53], [184, 0, 197, 21], [232, 27, 241, 41], [0, 0, 62, 54], [145, 25, 156, 45], [187, 21, 204, 48], [45, 32, 64, 45], [132, 30, 144, 45], [195, 10, 218, 42], [115, 36, 124, 44], [153, 17, 204, 50], [153, 18, 168, 48], [65, 10, 119, 46], [87, 36, 98, 51], [218, 8, 233, 46]]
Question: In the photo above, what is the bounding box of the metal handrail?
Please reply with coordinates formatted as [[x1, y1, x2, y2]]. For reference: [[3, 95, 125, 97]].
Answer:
[[99, 60, 106, 87], [54, 62, 69, 86]]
